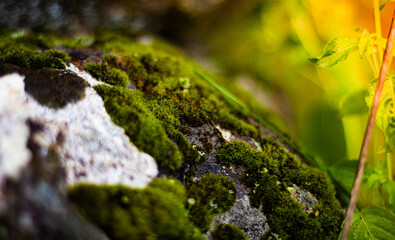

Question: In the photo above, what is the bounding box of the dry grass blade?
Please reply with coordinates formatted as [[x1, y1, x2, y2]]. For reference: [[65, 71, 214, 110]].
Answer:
[[340, 9, 395, 240]]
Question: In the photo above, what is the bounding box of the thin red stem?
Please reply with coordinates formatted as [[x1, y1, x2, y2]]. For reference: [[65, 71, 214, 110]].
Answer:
[[340, 9, 395, 240]]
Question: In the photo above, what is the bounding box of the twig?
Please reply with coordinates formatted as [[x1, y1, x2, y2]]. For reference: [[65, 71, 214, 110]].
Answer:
[[341, 9, 395, 240]]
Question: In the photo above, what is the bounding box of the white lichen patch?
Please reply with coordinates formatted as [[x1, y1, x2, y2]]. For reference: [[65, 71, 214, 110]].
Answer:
[[0, 74, 32, 190], [216, 125, 262, 151], [0, 68, 158, 192]]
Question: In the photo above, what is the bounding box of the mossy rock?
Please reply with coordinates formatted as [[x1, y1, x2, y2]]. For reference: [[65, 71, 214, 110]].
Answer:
[[212, 224, 247, 240], [68, 179, 204, 240], [0, 31, 345, 240]]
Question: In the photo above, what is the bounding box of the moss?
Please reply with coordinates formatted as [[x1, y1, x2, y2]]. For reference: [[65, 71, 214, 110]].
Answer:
[[0, 62, 86, 108], [68, 179, 205, 240], [0, 47, 69, 69], [94, 84, 183, 172], [186, 174, 236, 232], [85, 62, 129, 87], [211, 224, 247, 240], [84, 35, 268, 176], [44, 49, 71, 62], [216, 141, 344, 240], [201, 135, 214, 153], [0, 30, 345, 240], [166, 128, 201, 167], [148, 178, 187, 203], [24, 68, 87, 109]]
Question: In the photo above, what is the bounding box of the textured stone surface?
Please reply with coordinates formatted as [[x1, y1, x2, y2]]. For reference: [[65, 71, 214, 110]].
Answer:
[[290, 184, 318, 214], [0, 119, 109, 240], [185, 124, 267, 238], [0, 69, 158, 190], [186, 124, 322, 239], [209, 195, 268, 240]]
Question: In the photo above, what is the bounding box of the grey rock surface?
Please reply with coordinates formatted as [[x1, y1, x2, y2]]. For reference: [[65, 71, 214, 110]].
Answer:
[[209, 195, 268, 240], [0, 118, 109, 240], [0, 69, 158, 191], [185, 123, 321, 239]]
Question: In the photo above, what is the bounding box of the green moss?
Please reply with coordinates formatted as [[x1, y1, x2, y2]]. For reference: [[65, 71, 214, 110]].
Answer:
[[148, 178, 187, 203], [94, 84, 183, 172], [0, 63, 86, 108], [211, 224, 247, 240], [24, 68, 87, 109], [0, 30, 345, 240], [68, 179, 205, 240], [44, 49, 71, 62], [186, 174, 236, 232], [85, 35, 268, 176], [216, 141, 344, 240], [201, 135, 214, 153], [98, 35, 261, 133], [0, 47, 69, 70], [85, 62, 129, 87]]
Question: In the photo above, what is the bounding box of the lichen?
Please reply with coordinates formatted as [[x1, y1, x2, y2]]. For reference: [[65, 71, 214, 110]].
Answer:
[[211, 224, 247, 240], [216, 140, 344, 240], [186, 174, 236, 232], [68, 178, 205, 240]]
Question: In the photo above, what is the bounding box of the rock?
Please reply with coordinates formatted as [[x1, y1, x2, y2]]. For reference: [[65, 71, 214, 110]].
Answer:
[[0, 118, 109, 240], [0, 32, 344, 240], [0, 71, 158, 189], [209, 195, 268, 240]]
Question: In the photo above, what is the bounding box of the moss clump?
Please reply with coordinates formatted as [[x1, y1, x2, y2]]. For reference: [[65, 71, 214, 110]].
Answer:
[[44, 49, 71, 62], [85, 62, 129, 87], [94, 84, 183, 172], [24, 68, 87, 108], [68, 179, 205, 240], [0, 47, 69, 69], [186, 174, 236, 232], [211, 224, 247, 240], [0, 62, 86, 108], [83, 34, 270, 176], [216, 141, 344, 240]]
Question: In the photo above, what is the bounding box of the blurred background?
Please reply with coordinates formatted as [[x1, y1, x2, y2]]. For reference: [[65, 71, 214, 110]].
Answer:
[[2, 0, 395, 208]]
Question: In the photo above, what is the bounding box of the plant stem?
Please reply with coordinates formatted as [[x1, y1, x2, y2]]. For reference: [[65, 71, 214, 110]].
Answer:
[[387, 152, 393, 181], [367, 54, 379, 76], [374, 0, 383, 64], [341, 9, 395, 240], [372, 51, 380, 75]]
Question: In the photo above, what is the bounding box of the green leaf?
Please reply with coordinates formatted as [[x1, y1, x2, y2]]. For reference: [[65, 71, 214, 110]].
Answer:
[[364, 159, 388, 190], [356, 29, 371, 58], [383, 181, 395, 212], [380, 0, 395, 10], [329, 159, 358, 192], [366, 77, 395, 151], [309, 37, 358, 67], [347, 206, 395, 240]]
